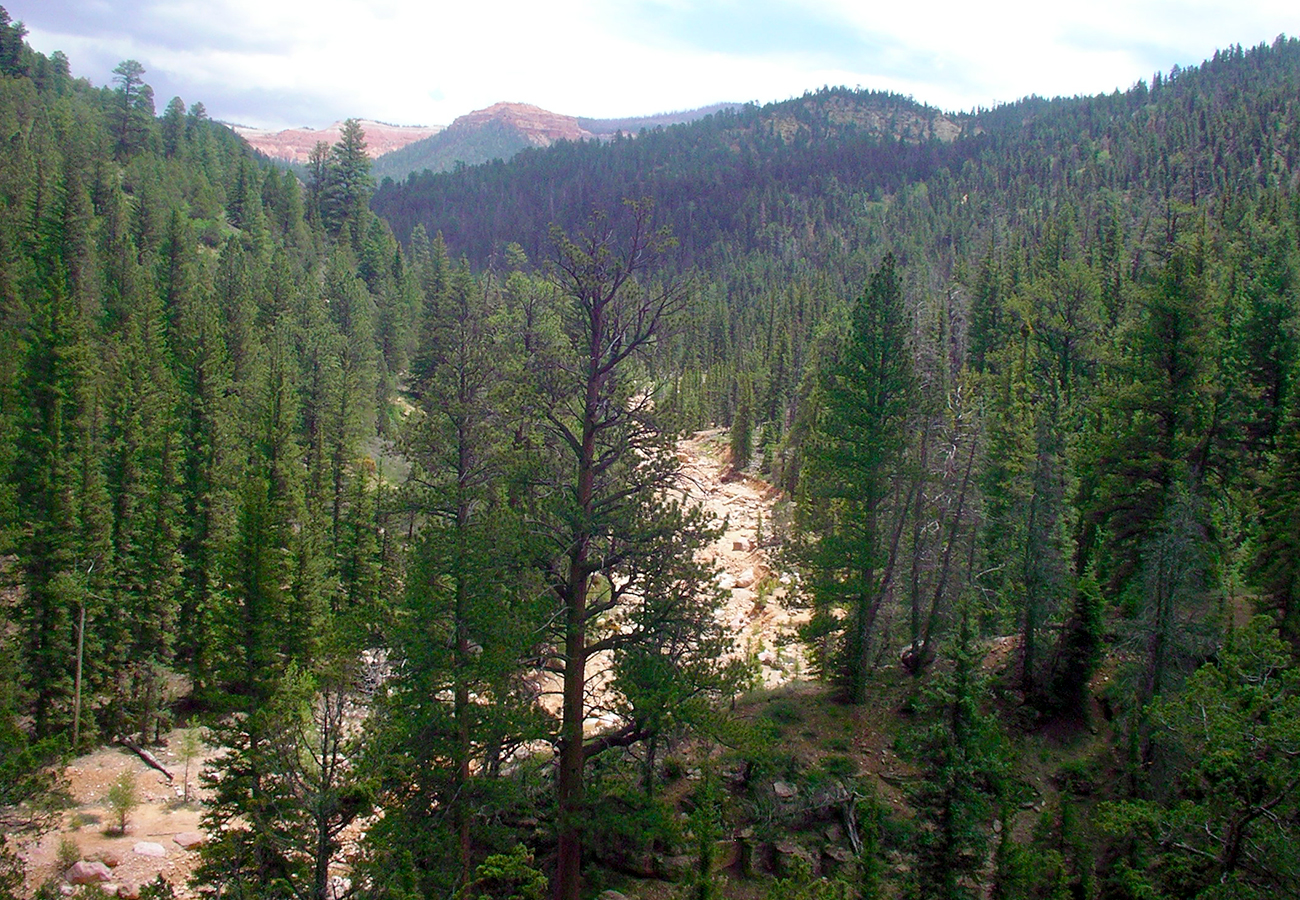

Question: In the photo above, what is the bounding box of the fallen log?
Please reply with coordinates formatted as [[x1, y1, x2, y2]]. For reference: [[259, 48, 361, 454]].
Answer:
[[119, 738, 174, 782]]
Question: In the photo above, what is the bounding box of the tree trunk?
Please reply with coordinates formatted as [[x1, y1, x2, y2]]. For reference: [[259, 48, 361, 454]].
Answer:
[[555, 562, 588, 900]]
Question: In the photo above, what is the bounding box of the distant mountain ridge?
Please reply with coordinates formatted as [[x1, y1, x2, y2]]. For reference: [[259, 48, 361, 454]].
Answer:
[[232, 119, 443, 165], [373, 101, 739, 181], [373, 86, 968, 263]]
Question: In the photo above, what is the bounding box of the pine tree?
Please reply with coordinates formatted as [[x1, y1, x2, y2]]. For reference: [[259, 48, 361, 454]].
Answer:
[[908, 617, 1011, 900], [198, 663, 371, 900], [111, 60, 153, 157], [364, 269, 543, 893], [798, 254, 913, 702], [319, 119, 373, 245], [534, 202, 741, 900], [1252, 371, 1300, 641]]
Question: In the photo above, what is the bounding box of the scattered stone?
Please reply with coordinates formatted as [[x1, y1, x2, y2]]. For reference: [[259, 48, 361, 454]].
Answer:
[[772, 780, 797, 799], [133, 841, 167, 858], [59, 885, 74, 897], [825, 846, 854, 863], [822, 846, 856, 874], [118, 883, 142, 900], [102, 885, 120, 897], [717, 572, 737, 590], [598, 891, 630, 900], [735, 568, 756, 588], [66, 860, 114, 884], [774, 841, 819, 877], [94, 850, 122, 868], [174, 831, 206, 850]]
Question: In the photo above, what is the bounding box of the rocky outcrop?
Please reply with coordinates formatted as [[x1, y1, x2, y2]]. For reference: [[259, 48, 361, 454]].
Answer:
[[231, 120, 443, 165], [444, 102, 592, 147]]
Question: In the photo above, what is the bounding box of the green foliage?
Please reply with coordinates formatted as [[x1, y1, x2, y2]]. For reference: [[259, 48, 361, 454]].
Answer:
[[689, 771, 724, 900], [0, 837, 23, 900], [731, 373, 754, 472], [796, 254, 913, 701], [139, 875, 177, 900], [1100, 617, 1300, 897], [765, 857, 853, 900], [197, 664, 372, 899], [177, 727, 204, 803], [902, 620, 1014, 900], [54, 836, 79, 871], [458, 846, 547, 900], [106, 772, 138, 834], [1251, 371, 1300, 641]]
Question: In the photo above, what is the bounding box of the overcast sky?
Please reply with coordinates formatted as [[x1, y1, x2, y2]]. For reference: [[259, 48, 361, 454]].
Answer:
[[11, 0, 1300, 130]]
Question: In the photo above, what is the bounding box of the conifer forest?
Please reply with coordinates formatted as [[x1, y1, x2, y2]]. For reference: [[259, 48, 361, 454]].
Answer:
[[5, 11, 1300, 900]]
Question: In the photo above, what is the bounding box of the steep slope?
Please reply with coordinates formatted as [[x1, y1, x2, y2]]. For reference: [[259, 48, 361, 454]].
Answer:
[[373, 100, 739, 180], [373, 102, 586, 180], [373, 87, 966, 264], [374, 43, 1300, 272], [231, 118, 443, 164]]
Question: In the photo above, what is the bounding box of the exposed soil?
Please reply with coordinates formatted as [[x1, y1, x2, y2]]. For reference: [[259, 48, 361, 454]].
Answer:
[[231, 119, 443, 164], [676, 429, 810, 687], [11, 430, 812, 897], [14, 734, 219, 897]]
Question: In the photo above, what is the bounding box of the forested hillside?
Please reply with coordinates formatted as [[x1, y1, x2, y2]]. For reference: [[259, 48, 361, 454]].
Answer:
[[4, 11, 1300, 900]]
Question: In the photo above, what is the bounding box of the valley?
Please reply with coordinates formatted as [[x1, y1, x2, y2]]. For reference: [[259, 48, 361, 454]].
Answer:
[[3, 13, 1300, 900]]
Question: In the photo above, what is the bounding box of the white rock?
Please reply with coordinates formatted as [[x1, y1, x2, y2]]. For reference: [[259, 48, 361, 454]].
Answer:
[[133, 841, 167, 858]]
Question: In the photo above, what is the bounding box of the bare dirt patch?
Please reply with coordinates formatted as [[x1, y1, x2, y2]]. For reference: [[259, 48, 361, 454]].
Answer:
[[15, 734, 218, 897], [676, 429, 809, 687]]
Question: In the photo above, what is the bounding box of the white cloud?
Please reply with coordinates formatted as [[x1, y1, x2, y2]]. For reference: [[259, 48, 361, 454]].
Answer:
[[13, 0, 1300, 129]]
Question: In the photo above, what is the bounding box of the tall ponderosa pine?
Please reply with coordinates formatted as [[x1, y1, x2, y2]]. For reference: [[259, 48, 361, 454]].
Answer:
[[535, 202, 741, 900]]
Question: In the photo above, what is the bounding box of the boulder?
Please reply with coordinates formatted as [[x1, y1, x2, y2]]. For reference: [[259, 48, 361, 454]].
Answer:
[[93, 850, 122, 868], [132, 841, 167, 858], [822, 846, 856, 875], [117, 883, 142, 900], [65, 860, 113, 885], [773, 841, 819, 877], [174, 831, 206, 850], [772, 780, 797, 800], [598, 892, 630, 900]]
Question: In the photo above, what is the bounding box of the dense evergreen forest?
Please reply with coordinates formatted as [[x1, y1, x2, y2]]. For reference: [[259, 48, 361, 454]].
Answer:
[[4, 10, 1300, 900]]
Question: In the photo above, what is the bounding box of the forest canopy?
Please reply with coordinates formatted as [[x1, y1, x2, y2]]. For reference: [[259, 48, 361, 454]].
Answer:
[[2, 14, 1300, 900]]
